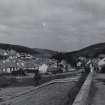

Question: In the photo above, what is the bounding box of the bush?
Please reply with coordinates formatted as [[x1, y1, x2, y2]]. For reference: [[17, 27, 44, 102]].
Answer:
[[0, 76, 17, 87], [0, 76, 10, 87]]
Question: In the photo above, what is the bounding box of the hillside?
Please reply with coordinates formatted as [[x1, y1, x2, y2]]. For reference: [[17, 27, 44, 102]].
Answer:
[[0, 42, 105, 62], [0, 43, 38, 54], [33, 48, 58, 58], [0, 43, 58, 58], [52, 42, 105, 65]]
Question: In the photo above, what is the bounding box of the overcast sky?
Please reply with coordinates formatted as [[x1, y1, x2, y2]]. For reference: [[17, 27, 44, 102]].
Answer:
[[0, 0, 105, 51]]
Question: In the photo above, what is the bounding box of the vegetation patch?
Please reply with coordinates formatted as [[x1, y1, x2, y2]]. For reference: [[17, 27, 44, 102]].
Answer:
[[0, 76, 17, 88]]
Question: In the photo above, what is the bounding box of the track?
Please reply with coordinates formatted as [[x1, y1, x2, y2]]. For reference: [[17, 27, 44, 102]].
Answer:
[[0, 72, 83, 105]]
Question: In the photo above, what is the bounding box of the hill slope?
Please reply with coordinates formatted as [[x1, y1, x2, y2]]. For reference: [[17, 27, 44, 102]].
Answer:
[[53, 42, 105, 65], [0, 43, 38, 54], [33, 48, 58, 58], [0, 43, 58, 58], [0, 42, 105, 62]]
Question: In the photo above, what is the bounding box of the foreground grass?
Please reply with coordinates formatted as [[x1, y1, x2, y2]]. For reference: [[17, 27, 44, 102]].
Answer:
[[0, 71, 81, 88], [0, 71, 89, 105]]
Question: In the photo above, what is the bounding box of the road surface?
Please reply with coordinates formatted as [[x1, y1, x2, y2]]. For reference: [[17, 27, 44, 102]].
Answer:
[[88, 73, 105, 105]]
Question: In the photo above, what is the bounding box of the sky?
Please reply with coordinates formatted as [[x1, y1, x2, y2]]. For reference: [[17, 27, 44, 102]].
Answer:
[[0, 0, 105, 51]]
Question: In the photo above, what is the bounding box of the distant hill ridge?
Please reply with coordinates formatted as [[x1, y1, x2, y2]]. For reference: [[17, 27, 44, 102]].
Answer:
[[0, 43, 58, 58], [64, 42, 105, 57], [33, 48, 58, 58], [52, 42, 105, 65], [0, 42, 105, 60], [0, 43, 38, 54]]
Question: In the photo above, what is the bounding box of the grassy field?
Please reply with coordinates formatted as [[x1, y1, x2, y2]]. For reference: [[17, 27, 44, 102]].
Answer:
[[0, 76, 79, 105], [0, 71, 88, 105], [0, 70, 81, 88]]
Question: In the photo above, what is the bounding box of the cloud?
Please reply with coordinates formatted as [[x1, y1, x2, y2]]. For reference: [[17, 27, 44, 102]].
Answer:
[[0, 0, 104, 51]]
